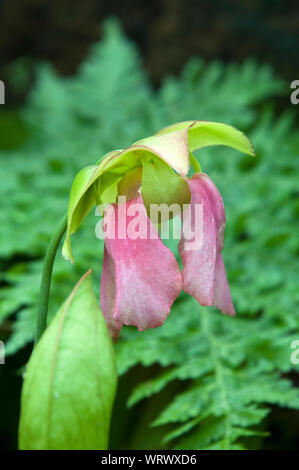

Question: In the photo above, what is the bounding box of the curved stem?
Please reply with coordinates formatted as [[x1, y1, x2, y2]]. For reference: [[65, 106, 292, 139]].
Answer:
[[35, 214, 67, 345]]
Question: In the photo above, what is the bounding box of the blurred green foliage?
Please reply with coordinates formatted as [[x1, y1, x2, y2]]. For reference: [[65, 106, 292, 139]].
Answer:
[[0, 19, 298, 449]]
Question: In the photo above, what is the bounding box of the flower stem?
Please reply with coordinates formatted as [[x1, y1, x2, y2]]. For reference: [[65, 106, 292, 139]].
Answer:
[[35, 214, 67, 345]]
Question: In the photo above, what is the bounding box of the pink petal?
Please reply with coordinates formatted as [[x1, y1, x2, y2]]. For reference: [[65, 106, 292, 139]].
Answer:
[[100, 195, 182, 337], [179, 173, 235, 316], [214, 254, 235, 316]]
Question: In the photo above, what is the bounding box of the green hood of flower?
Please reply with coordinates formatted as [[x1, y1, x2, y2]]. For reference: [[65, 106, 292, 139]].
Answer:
[[62, 120, 255, 263]]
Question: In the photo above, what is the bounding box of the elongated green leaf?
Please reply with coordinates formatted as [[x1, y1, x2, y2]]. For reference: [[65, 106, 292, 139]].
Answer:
[[19, 270, 117, 450]]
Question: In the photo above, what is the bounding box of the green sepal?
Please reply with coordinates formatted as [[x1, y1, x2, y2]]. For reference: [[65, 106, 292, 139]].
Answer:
[[96, 126, 190, 177], [62, 165, 97, 263], [158, 120, 255, 157], [97, 171, 123, 205], [19, 270, 117, 450], [141, 157, 190, 220], [62, 151, 122, 263], [189, 152, 201, 173]]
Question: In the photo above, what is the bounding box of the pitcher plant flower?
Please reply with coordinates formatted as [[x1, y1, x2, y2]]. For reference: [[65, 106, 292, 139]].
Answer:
[[63, 121, 254, 338]]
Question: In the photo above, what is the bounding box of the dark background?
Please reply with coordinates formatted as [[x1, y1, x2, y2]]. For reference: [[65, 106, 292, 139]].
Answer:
[[0, 0, 299, 104]]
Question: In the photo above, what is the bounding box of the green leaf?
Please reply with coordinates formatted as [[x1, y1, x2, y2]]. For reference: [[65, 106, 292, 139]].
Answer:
[[18, 270, 117, 450]]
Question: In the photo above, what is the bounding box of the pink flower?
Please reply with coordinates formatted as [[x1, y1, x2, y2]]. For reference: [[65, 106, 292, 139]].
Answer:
[[63, 121, 254, 338], [100, 171, 235, 338]]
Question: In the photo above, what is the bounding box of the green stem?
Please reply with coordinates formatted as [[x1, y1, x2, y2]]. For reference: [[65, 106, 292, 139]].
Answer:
[[35, 214, 67, 345]]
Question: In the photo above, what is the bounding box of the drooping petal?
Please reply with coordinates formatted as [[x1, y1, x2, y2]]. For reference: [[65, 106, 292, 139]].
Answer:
[[179, 175, 217, 306], [214, 254, 235, 315], [179, 173, 235, 316], [100, 195, 182, 337]]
